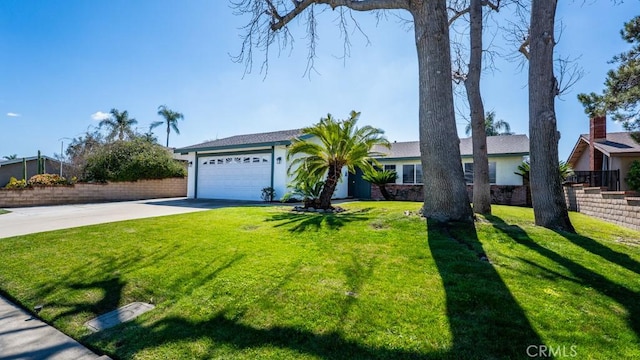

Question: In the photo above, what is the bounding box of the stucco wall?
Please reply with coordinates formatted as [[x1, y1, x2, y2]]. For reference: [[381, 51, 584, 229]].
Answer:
[[572, 148, 591, 171], [612, 156, 638, 191], [0, 178, 187, 208], [564, 184, 640, 231]]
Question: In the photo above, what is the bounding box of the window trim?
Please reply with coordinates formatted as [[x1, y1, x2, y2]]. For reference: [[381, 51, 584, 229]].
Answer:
[[464, 162, 497, 184], [402, 164, 423, 184]]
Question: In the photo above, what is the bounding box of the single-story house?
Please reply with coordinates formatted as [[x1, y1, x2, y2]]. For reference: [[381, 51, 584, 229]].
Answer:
[[175, 129, 529, 202], [174, 129, 350, 201], [346, 135, 530, 199], [0, 155, 61, 187], [566, 116, 640, 190]]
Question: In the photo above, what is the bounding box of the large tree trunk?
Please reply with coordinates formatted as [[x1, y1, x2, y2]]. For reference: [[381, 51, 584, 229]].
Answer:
[[414, 1, 473, 223], [318, 164, 339, 209], [528, 0, 574, 232], [465, 0, 491, 215]]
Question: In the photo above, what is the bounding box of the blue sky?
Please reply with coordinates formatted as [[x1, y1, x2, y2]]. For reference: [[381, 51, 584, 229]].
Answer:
[[0, 1, 637, 161]]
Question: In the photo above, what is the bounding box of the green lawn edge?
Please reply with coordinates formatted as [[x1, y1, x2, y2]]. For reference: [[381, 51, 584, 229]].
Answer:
[[0, 202, 638, 359]]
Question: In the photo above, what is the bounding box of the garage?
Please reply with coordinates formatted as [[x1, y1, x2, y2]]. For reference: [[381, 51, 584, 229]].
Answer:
[[196, 153, 272, 201]]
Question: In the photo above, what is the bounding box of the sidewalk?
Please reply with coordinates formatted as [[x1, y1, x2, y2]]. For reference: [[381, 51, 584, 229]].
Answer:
[[0, 295, 109, 359]]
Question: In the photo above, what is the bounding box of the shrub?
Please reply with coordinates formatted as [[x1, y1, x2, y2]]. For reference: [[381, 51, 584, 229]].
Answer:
[[28, 174, 68, 186], [261, 187, 276, 202], [282, 177, 324, 208], [83, 139, 186, 182], [626, 160, 640, 191], [4, 177, 27, 189]]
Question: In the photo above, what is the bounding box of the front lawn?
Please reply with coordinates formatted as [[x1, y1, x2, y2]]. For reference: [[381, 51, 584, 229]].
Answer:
[[0, 202, 638, 359], [0, 209, 9, 215]]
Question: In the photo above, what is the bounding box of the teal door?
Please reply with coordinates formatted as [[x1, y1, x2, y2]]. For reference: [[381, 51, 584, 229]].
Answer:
[[348, 168, 371, 199]]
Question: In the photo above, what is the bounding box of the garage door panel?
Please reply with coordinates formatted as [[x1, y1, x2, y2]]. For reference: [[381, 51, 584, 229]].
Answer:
[[197, 154, 271, 201]]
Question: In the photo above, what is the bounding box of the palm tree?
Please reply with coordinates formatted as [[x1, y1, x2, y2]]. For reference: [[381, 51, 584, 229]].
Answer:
[[288, 111, 390, 209], [465, 111, 513, 136], [362, 169, 397, 200], [99, 108, 137, 141], [2, 154, 18, 160], [152, 105, 184, 147], [515, 159, 573, 182]]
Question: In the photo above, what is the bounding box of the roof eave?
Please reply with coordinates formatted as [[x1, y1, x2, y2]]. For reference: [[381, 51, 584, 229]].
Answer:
[[174, 140, 294, 153], [566, 135, 589, 166]]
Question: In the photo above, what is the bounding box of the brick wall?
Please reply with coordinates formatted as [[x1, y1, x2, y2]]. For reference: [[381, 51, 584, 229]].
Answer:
[[370, 184, 529, 206], [564, 184, 640, 230], [371, 184, 424, 202], [0, 178, 187, 208]]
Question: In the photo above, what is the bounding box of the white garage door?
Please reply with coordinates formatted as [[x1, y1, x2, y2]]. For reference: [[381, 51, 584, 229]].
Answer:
[[197, 154, 271, 201]]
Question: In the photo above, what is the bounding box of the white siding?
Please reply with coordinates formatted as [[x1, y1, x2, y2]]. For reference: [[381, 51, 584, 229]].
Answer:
[[272, 145, 289, 201], [185, 153, 196, 198]]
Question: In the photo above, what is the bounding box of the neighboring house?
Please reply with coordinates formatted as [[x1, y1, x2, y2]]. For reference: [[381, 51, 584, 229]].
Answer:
[[0, 156, 61, 187], [567, 116, 640, 191], [175, 128, 529, 202], [174, 129, 350, 201]]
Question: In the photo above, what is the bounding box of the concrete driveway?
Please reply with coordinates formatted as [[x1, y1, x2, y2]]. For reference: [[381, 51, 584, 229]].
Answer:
[[0, 197, 260, 239]]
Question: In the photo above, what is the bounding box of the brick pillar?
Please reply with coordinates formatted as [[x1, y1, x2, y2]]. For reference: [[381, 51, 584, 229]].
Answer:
[[589, 115, 606, 171]]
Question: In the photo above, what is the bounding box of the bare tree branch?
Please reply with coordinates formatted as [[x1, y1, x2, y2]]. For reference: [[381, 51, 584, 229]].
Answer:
[[556, 55, 585, 97], [270, 0, 410, 31]]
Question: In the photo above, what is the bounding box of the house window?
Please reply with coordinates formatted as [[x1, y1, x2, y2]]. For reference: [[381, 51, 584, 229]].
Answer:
[[217, 159, 223, 164], [464, 162, 496, 184], [243, 157, 251, 163], [384, 164, 396, 172], [402, 164, 423, 184]]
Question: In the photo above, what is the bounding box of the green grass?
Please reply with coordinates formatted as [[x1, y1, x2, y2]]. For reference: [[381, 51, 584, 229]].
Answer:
[[0, 202, 639, 359], [0, 209, 9, 215]]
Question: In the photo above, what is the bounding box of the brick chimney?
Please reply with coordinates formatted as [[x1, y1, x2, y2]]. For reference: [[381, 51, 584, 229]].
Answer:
[[589, 115, 606, 171]]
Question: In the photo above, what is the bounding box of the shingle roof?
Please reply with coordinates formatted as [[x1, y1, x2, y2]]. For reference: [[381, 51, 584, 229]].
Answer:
[[175, 129, 305, 152], [592, 132, 640, 154], [372, 134, 529, 159]]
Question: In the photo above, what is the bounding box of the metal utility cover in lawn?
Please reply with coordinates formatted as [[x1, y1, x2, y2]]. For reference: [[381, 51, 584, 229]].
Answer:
[[84, 302, 155, 332]]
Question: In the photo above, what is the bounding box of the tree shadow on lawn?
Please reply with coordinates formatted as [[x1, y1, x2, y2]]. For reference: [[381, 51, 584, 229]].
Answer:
[[486, 215, 640, 339], [426, 219, 544, 359], [96, 312, 446, 360], [551, 229, 640, 275], [85, 254, 447, 360], [88, 219, 544, 359], [265, 208, 372, 233]]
